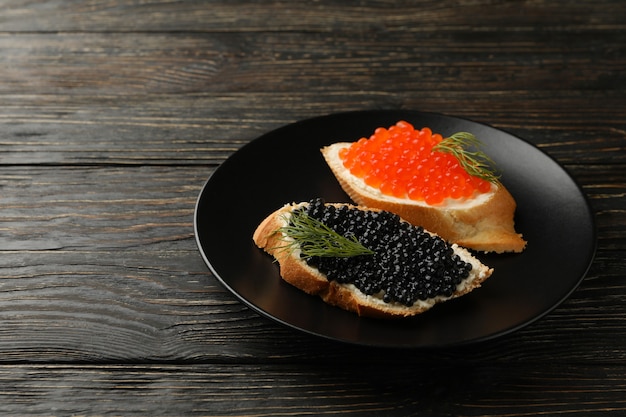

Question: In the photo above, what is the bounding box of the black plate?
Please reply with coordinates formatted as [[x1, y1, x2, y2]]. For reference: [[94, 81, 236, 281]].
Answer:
[[194, 110, 596, 348]]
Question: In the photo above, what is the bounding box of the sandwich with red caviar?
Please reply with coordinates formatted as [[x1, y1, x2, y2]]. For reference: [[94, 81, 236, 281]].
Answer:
[[321, 121, 526, 253]]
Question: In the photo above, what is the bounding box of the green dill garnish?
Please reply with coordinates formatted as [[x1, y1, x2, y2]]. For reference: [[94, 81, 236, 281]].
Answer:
[[276, 210, 374, 259], [432, 132, 500, 184]]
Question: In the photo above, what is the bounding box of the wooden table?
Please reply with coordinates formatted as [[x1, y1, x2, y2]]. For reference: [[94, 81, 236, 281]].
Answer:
[[1, 1, 624, 415]]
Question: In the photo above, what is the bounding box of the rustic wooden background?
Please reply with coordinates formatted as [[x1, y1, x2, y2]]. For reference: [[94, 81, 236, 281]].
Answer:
[[0, 0, 625, 415]]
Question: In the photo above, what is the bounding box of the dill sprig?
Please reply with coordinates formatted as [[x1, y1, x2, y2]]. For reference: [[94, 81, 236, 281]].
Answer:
[[432, 132, 500, 184], [276, 210, 374, 259]]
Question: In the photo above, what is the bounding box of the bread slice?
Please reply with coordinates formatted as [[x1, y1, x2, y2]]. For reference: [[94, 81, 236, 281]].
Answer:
[[321, 143, 526, 253], [253, 201, 494, 319]]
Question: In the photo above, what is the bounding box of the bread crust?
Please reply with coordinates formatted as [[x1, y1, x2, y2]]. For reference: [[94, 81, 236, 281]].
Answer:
[[253, 202, 494, 318], [321, 143, 526, 253]]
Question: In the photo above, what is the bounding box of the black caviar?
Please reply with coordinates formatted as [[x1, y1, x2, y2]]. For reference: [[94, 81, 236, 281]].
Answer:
[[295, 198, 473, 306]]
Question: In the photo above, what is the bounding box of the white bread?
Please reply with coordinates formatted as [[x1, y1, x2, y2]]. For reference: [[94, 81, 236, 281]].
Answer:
[[321, 143, 526, 253], [253, 202, 494, 319]]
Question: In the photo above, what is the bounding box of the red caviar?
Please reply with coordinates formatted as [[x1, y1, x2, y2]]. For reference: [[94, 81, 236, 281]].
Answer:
[[340, 121, 493, 205]]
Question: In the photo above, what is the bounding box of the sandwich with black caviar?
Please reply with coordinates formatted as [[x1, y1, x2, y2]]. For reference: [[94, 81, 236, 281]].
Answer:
[[253, 198, 493, 318]]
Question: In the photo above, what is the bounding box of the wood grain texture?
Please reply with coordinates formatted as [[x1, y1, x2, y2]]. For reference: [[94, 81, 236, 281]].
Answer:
[[1, 30, 624, 95], [0, 0, 625, 415], [0, 363, 625, 416], [1, 0, 625, 32], [1, 29, 623, 166]]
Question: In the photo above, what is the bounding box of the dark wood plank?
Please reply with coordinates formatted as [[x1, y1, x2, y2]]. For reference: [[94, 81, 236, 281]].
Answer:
[[1, 91, 624, 165], [0, 363, 625, 416], [1, 30, 623, 95], [1, 0, 625, 32]]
